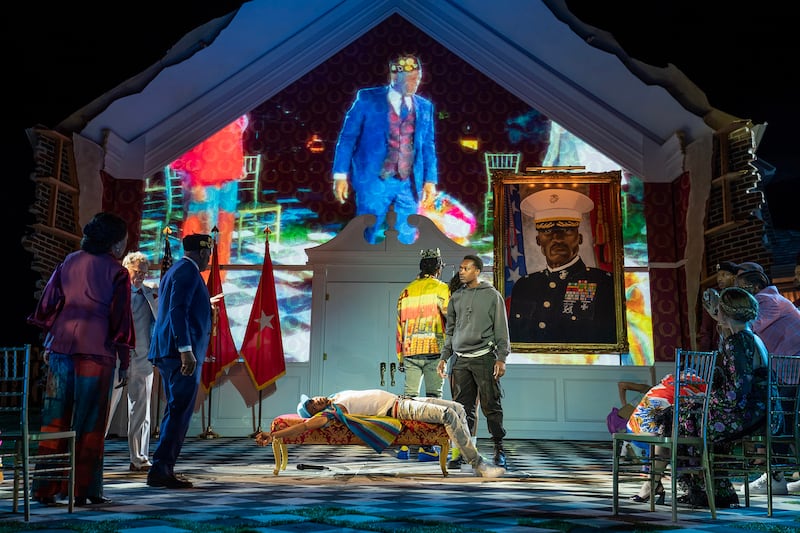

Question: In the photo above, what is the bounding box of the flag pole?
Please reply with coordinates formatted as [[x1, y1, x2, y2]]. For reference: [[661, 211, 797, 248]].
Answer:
[[198, 304, 221, 439], [153, 226, 174, 439], [257, 389, 263, 432], [253, 227, 271, 436], [248, 389, 263, 438], [199, 387, 220, 439], [199, 226, 221, 439]]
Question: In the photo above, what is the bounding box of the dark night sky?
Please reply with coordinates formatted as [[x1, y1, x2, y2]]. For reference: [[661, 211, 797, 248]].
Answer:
[[3, 2, 796, 344], [566, 2, 797, 228]]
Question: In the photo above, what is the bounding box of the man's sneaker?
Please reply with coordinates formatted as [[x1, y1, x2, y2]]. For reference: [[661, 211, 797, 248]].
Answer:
[[740, 472, 788, 496], [474, 458, 505, 478], [397, 445, 409, 460], [418, 446, 440, 462], [448, 456, 464, 469], [493, 443, 507, 468], [787, 479, 800, 493], [447, 447, 463, 469]]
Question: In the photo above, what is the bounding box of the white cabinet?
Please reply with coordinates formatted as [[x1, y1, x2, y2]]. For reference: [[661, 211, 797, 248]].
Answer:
[[306, 213, 475, 397], [321, 281, 408, 394]]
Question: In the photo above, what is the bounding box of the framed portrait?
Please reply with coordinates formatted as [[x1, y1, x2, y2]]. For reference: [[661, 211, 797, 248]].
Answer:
[[493, 170, 628, 353]]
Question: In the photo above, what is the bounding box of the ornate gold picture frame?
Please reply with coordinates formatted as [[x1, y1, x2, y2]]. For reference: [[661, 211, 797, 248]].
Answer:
[[494, 170, 628, 353]]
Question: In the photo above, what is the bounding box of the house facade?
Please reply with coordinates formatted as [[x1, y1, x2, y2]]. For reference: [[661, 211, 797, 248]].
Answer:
[[23, 0, 773, 439]]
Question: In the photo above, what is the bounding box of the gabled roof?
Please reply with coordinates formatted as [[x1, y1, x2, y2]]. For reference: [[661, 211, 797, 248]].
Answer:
[[61, 0, 741, 184]]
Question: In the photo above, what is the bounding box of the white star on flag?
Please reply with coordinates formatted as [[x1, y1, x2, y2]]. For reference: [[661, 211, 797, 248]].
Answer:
[[509, 242, 522, 263], [507, 264, 523, 284], [256, 311, 275, 331], [240, 233, 286, 391]]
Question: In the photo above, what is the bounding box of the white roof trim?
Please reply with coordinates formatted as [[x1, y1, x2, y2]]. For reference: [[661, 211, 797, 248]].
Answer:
[[72, 0, 719, 183]]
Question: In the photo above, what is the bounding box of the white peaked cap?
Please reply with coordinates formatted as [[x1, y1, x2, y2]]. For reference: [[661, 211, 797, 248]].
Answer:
[[520, 188, 594, 230]]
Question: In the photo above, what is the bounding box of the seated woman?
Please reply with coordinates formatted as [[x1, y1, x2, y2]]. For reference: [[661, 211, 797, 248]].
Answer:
[[625, 372, 710, 503], [626, 286, 770, 508]]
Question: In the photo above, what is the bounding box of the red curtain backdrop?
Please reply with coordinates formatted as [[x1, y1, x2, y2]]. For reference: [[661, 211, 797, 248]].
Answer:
[[100, 170, 144, 253], [644, 172, 691, 362]]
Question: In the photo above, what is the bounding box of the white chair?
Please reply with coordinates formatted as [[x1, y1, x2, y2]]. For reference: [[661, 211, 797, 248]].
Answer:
[[236, 154, 281, 253], [483, 152, 521, 233], [141, 168, 183, 257], [0, 344, 75, 521], [612, 348, 718, 522]]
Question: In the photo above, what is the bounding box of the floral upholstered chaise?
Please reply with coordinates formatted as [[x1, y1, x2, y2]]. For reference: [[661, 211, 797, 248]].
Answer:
[[269, 414, 450, 476]]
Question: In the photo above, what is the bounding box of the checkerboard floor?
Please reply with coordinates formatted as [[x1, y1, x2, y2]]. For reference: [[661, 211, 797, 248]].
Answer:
[[2, 437, 798, 531]]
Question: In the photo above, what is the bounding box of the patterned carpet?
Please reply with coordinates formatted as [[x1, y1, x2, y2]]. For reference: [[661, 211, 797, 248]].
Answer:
[[1, 436, 799, 532]]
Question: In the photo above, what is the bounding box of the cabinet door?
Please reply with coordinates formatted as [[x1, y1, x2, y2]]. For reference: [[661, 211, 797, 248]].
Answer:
[[321, 281, 406, 395]]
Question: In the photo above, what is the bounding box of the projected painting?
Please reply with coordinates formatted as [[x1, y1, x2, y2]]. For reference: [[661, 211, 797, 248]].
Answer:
[[139, 14, 652, 366]]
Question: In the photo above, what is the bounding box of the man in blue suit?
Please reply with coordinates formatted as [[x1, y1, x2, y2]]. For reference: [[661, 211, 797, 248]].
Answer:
[[146, 234, 219, 489], [332, 54, 438, 244]]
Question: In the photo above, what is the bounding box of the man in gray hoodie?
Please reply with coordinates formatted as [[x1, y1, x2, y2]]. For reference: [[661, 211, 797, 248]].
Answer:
[[437, 254, 510, 468]]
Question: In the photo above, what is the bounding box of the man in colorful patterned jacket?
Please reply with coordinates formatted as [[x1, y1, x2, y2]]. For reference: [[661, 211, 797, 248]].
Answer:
[[396, 248, 450, 461]]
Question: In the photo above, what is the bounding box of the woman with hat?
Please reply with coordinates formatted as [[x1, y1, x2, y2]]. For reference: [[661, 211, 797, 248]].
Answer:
[[627, 286, 770, 507], [696, 260, 739, 351]]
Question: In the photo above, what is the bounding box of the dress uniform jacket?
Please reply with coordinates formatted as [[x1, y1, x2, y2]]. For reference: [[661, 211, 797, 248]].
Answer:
[[508, 258, 616, 344]]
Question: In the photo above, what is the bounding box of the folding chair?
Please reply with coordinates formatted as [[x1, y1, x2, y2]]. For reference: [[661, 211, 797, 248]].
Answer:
[[483, 152, 521, 233], [711, 353, 800, 516], [236, 154, 281, 252], [612, 348, 718, 522], [0, 345, 75, 520]]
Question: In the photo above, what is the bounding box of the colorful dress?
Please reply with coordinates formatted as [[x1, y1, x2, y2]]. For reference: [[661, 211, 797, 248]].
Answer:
[[627, 329, 769, 507], [678, 329, 769, 508], [627, 375, 706, 436], [170, 114, 249, 276], [703, 330, 769, 441]]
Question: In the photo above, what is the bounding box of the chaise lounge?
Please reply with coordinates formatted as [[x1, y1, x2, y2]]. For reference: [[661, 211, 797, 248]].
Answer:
[[269, 413, 451, 476]]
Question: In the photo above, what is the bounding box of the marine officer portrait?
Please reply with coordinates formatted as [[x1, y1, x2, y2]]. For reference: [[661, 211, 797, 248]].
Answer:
[[507, 187, 618, 345]]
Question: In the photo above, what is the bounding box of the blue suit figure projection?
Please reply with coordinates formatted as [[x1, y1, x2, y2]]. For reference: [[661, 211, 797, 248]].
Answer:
[[332, 55, 438, 244]]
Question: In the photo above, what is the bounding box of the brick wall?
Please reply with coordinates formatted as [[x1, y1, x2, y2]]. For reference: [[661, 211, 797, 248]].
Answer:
[[702, 122, 768, 282], [22, 129, 81, 297]]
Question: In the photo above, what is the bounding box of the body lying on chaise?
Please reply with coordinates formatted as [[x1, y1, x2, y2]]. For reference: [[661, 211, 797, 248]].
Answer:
[[267, 413, 451, 476]]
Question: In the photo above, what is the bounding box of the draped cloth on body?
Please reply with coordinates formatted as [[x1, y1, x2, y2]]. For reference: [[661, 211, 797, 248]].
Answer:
[[321, 404, 403, 453]]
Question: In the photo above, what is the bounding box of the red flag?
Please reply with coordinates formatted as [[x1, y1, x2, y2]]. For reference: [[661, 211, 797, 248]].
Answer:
[[241, 230, 286, 390], [201, 235, 239, 393]]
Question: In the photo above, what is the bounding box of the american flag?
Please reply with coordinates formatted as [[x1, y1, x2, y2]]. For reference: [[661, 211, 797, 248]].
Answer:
[[504, 184, 527, 298], [159, 226, 173, 279]]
